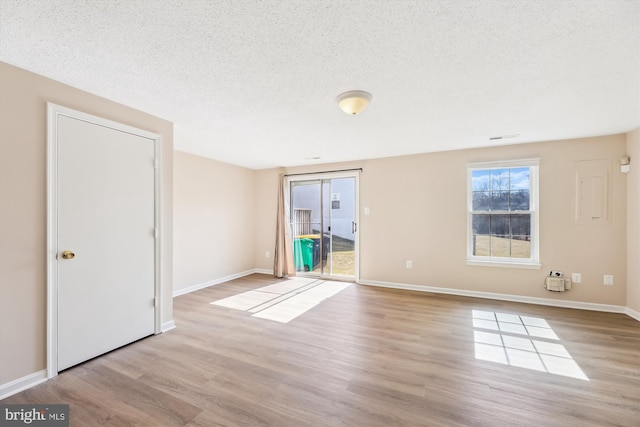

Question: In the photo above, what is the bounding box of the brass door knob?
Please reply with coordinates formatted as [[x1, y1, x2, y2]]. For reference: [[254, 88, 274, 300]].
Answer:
[[61, 250, 75, 260]]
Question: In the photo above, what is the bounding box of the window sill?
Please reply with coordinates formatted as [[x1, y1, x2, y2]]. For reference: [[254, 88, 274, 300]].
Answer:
[[466, 258, 541, 270]]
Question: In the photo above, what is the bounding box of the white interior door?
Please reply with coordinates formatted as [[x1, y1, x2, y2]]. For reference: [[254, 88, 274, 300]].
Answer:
[[55, 113, 156, 371]]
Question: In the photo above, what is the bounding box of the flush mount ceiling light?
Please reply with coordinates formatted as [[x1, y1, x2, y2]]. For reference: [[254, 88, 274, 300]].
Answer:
[[336, 90, 372, 115]]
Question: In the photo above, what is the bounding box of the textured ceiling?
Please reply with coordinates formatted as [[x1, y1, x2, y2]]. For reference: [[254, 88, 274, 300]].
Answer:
[[1, 0, 638, 169]]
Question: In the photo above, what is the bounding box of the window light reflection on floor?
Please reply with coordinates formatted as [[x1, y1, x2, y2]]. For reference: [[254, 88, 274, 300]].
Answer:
[[211, 278, 351, 323], [472, 310, 589, 381]]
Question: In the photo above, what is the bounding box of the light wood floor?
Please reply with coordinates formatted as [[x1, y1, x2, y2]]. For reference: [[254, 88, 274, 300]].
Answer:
[[4, 274, 639, 426]]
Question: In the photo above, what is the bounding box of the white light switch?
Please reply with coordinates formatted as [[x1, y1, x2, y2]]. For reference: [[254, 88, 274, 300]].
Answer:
[[364, 207, 370, 215], [604, 275, 614, 286], [571, 273, 581, 283], [406, 260, 413, 269]]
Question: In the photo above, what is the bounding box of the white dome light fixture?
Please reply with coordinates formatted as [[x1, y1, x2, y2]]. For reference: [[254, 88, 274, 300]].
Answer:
[[336, 90, 372, 115]]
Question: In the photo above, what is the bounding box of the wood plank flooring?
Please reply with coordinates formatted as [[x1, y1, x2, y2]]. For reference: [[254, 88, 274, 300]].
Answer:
[[3, 274, 639, 426]]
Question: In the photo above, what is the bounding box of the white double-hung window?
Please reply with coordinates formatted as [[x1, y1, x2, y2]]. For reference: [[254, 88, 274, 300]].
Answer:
[[467, 159, 540, 268]]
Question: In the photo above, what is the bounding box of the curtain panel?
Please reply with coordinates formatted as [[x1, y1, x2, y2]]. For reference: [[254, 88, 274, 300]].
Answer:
[[274, 173, 295, 278]]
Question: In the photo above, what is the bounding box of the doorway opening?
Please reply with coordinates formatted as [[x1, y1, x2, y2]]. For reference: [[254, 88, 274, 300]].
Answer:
[[288, 172, 359, 281]]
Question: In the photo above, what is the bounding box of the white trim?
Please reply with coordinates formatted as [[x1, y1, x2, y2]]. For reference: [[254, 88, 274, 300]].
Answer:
[[161, 320, 176, 332], [358, 279, 632, 316], [0, 370, 47, 400], [46, 104, 58, 379], [625, 307, 640, 321], [468, 158, 540, 169], [467, 159, 540, 267], [173, 269, 263, 297], [355, 173, 361, 283], [46, 103, 163, 379], [154, 136, 164, 335], [466, 259, 542, 269]]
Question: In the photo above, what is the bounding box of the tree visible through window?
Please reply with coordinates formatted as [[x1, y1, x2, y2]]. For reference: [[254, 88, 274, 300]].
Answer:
[[468, 160, 539, 266]]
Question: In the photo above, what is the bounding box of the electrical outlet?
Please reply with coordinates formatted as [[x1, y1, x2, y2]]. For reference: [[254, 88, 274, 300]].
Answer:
[[604, 275, 614, 286], [571, 273, 581, 283], [265, 251, 270, 258], [406, 260, 413, 269]]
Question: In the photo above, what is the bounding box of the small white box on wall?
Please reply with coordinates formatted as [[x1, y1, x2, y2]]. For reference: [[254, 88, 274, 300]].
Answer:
[[574, 159, 611, 225], [544, 277, 571, 292]]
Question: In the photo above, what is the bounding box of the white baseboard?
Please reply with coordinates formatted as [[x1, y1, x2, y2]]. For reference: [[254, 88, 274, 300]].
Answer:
[[173, 269, 273, 297], [0, 369, 47, 400], [625, 307, 640, 321], [173, 271, 638, 320], [358, 279, 633, 317], [161, 320, 176, 332]]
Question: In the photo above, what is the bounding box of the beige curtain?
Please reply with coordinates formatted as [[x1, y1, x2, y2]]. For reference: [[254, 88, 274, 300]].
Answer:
[[274, 173, 295, 278]]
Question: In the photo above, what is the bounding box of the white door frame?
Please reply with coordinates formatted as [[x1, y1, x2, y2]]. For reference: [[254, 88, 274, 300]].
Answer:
[[46, 103, 163, 378]]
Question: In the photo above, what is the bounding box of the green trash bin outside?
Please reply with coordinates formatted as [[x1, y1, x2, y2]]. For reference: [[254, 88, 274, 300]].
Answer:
[[294, 238, 314, 271], [298, 234, 321, 269]]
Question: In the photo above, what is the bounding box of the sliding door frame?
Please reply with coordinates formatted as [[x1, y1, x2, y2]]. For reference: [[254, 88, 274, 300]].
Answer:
[[287, 171, 360, 282]]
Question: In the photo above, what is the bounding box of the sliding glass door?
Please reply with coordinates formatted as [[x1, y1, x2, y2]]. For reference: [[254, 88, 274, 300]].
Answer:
[[289, 173, 358, 280]]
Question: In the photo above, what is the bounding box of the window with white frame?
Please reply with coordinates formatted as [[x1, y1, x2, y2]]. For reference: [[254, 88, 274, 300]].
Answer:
[[467, 159, 540, 268]]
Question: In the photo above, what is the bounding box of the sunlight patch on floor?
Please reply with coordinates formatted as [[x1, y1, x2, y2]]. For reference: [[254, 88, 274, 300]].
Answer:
[[472, 310, 588, 381], [211, 278, 351, 323]]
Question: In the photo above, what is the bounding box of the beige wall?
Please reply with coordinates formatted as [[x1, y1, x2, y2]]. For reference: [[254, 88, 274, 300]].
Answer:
[[173, 151, 256, 292], [627, 128, 640, 313], [0, 62, 174, 385], [256, 135, 628, 306], [253, 168, 282, 271]]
